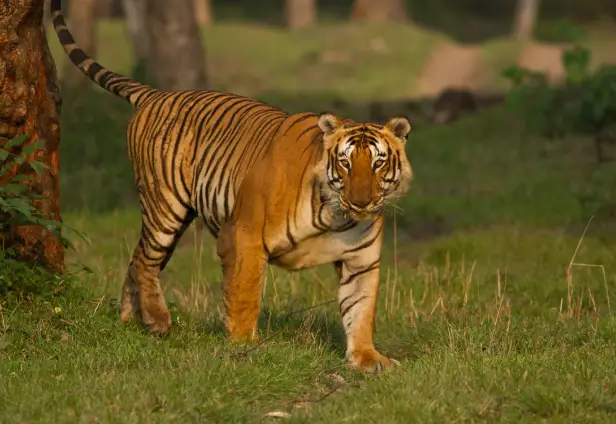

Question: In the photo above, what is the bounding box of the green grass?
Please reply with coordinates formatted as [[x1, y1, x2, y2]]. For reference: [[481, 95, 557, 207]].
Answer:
[[4, 102, 616, 421]]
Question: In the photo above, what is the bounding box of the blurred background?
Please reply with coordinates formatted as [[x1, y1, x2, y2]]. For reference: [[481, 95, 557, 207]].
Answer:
[[46, 0, 616, 240]]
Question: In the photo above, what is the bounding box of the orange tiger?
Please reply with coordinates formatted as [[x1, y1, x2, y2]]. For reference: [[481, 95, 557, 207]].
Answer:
[[51, 0, 413, 372]]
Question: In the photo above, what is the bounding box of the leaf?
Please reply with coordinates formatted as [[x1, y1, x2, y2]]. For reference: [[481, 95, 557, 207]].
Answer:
[[4, 197, 35, 217], [1, 184, 26, 195], [0, 162, 14, 176], [9, 174, 35, 183], [30, 161, 50, 176], [0, 149, 8, 162], [20, 143, 41, 157], [4, 134, 29, 149]]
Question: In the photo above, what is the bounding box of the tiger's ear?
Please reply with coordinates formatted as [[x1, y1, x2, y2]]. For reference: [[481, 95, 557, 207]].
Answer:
[[385, 116, 412, 143], [318, 112, 343, 135]]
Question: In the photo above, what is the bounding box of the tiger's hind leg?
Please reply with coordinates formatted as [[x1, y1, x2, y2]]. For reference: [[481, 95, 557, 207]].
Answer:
[[120, 206, 195, 335]]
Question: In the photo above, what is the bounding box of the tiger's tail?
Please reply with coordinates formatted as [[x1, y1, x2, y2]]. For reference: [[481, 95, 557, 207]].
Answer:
[[50, 0, 156, 108]]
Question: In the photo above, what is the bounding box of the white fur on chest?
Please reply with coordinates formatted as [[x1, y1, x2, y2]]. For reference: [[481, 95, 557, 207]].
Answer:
[[268, 199, 381, 271]]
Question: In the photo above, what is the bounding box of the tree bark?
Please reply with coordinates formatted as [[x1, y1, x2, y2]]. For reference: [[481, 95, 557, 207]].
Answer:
[[390, 0, 408, 22], [122, 0, 151, 80], [97, 0, 124, 19], [286, 0, 316, 30], [351, 0, 407, 23], [195, 0, 213, 26], [146, 0, 208, 91], [43, 0, 52, 28], [513, 0, 539, 40], [63, 0, 98, 90], [0, 0, 64, 273]]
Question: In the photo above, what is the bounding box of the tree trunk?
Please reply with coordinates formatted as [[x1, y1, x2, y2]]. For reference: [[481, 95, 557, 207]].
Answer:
[[122, 0, 151, 81], [195, 0, 213, 26], [97, 0, 124, 19], [390, 0, 408, 22], [351, 0, 407, 22], [43, 0, 52, 28], [63, 0, 98, 90], [0, 0, 64, 273], [146, 0, 208, 91], [286, 0, 316, 30], [513, 0, 539, 40]]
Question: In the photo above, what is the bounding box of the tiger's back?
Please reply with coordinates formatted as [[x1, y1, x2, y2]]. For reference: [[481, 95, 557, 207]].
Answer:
[[126, 90, 289, 237]]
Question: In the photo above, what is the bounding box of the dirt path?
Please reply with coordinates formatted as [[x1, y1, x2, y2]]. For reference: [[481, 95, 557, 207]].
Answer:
[[417, 43, 487, 97], [517, 42, 565, 81]]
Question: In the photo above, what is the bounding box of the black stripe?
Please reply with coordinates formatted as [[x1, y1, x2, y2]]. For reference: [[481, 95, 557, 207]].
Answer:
[[56, 28, 74, 46], [67, 48, 88, 66], [341, 296, 367, 319], [340, 259, 380, 285], [343, 224, 382, 254], [282, 113, 317, 137]]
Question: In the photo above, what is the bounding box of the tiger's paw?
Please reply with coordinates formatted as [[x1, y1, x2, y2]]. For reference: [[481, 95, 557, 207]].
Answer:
[[141, 303, 172, 335], [348, 349, 399, 373], [227, 326, 260, 343], [119, 294, 141, 324]]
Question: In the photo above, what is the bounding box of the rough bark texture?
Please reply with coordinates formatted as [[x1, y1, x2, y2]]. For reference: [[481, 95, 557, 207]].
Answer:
[[351, 0, 407, 22], [195, 0, 213, 26], [63, 0, 98, 89], [146, 0, 208, 91], [0, 0, 64, 273], [513, 0, 539, 40], [286, 0, 316, 29]]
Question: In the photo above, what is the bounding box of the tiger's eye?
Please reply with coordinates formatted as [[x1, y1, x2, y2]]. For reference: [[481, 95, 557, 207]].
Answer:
[[374, 160, 385, 168], [339, 159, 350, 169]]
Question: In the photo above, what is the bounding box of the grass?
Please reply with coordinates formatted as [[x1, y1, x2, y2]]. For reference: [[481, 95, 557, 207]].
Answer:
[[3, 103, 616, 421], [2, 20, 616, 423]]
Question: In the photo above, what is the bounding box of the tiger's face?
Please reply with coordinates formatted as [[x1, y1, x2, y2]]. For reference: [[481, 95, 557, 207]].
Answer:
[[316, 112, 412, 221]]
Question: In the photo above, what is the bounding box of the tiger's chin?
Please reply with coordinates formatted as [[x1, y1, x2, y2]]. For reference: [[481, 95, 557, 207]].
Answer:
[[345, 209, 379, 221], [340, 203, 383, 221]]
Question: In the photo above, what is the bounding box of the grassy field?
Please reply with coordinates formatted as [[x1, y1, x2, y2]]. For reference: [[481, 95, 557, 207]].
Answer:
[[2, 21, 616, 423]]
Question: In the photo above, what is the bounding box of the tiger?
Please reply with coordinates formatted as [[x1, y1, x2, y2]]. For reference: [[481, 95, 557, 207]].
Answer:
[[51, 0, 413, 372]]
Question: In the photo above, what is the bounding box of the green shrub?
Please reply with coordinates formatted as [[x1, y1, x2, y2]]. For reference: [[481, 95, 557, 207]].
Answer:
[[534, 19, 589, 43], [0, 135, 90, 301], [502, 44, 616, 163]]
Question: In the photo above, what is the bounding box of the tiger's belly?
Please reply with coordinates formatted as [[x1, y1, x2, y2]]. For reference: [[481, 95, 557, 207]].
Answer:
[[268, 220, 379, 271]]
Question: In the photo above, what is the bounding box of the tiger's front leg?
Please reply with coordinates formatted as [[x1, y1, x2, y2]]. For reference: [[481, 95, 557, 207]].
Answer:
[[217, 221, 267, 342], [335, 252, 395, 373]]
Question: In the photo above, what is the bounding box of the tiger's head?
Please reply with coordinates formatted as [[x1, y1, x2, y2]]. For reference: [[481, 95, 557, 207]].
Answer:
[[315, 112, 413, 221]]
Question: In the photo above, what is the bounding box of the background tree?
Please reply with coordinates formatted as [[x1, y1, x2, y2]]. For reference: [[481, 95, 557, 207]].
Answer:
[[351, 0, 408, 23], [195, 0, 213, 26], [96, 0, 116, 18], [43, 0, 52, 27], [145, 0, 208, 91], [63, 0, 98, 90], [513, 0, 540, 40], [122, 0, 151, 80], [286, 0, 316, 29], [0, 0, 64, 273]]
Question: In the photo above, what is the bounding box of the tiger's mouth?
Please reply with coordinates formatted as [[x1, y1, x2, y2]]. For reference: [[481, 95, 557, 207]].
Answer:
[[338, 197, 383, 221]]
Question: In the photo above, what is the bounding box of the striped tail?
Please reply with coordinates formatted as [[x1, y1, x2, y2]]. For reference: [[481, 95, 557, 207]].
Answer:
[[50, 0, 156, 108]]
